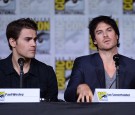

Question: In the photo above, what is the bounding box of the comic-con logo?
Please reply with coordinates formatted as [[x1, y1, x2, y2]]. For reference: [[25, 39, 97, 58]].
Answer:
[[97, 92, 108, 101], [0, 92, 5, 101]]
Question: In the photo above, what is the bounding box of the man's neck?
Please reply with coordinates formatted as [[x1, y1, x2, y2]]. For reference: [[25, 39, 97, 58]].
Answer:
[[99, 50, 118, 78], [99, 49, 118, 64]]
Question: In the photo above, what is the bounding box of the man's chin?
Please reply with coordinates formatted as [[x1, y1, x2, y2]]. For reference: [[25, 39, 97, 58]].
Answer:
[[27, 55, 35, 59]]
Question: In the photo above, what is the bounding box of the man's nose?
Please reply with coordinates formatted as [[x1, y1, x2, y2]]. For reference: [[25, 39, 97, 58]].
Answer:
[[31, 40, 36, 46], [103, 32, 108, 37]]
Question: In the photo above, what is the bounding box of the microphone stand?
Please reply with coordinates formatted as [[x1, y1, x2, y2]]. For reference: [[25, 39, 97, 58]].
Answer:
[[18, 58, 25, 88], [20, 65, 24, 88], [115, 64, 119, 89], [113, 54, 120, 89]]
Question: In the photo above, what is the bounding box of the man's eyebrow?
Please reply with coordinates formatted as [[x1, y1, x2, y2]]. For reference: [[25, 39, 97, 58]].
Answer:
[[95, 30, 102, 33], [25, 37, 37, 39], [107, 26, 113, 29], [95, 26, 112, 33], [25, 37, 33, 39]]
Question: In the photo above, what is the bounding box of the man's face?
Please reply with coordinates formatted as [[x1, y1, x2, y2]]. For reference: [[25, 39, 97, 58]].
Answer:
[[11, 28, 37, 59], [94, 22, 118, 51]]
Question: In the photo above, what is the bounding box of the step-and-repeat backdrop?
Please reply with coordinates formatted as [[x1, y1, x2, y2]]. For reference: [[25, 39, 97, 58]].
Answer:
[[0, 0, 134, 100]]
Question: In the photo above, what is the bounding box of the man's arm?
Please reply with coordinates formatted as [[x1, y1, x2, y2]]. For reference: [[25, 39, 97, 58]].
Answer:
[[64, 57, 94, 102], [47, 66, 58, 101]]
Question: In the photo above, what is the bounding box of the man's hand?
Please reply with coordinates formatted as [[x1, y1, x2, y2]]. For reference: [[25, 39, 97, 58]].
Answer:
[[77, 84, 93, 102]]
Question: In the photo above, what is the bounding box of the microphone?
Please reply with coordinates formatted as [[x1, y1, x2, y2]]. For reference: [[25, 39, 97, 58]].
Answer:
[[113, 54, 120, 89], [113, 54, 119, 67], [18, 58, 25, 88], [18, 58, 25, 68]]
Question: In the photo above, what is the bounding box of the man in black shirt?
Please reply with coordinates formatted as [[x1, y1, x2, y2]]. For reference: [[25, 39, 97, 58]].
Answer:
[[0, 18, 58, 101]]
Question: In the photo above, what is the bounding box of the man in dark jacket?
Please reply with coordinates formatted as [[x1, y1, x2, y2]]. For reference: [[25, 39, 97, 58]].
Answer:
[[64, 15, 135, 102]]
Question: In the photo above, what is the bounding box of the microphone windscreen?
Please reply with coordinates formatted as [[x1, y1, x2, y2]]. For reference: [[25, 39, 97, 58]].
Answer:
[[113, 54, 119, 62], [18, 58, 25, 66]]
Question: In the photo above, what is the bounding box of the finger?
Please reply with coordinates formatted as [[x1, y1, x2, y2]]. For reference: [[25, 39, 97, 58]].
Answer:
[[77, 94, 82, 102], [89, 93, 93, 102], [81, 96, 85, 102], [86, 96, 90, 103]]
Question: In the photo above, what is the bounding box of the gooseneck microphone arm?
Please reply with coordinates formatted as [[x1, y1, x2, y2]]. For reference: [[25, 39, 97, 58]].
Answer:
[[18, 58, 25, 88], [113, 54, 120, 89]]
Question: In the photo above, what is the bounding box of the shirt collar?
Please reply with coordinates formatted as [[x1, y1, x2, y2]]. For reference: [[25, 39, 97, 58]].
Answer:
[[3, 54, 38, 77]]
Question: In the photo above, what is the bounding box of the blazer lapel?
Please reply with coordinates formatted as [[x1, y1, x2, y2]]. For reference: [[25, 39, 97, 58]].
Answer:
[[118, 58, 126, 88], [94, 54, 106, 88], [96, 68, 105, 88], [92, 54, 126, 89], [119, 69, 126, 88]]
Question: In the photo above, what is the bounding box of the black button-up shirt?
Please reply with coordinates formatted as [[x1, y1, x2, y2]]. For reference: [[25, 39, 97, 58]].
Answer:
[[0, 54, 58, 101]]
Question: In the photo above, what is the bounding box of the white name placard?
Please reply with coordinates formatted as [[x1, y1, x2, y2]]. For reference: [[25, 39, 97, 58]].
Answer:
[[92, 88, 135, 102], [0, 88, 40, 103]]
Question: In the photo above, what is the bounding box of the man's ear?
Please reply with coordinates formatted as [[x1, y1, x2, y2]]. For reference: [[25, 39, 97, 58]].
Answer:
[[9, 38, 16, 48], [117, 35, 118, 40], [93, 39, 97, 45]]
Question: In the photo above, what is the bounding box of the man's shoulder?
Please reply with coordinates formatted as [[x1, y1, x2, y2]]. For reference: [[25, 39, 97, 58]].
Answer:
[[0, 55, 12, 73], [31, 58, 53, 69], [31, 58, 55, 75], [118, 55, 135, 71], [0, 59, 5, 69], [0, 58, 5, 63], [120, 55, 135, 64], [75, 53, 98, 61], [73, 53, 99, 67], [0, 56, 10, 66]]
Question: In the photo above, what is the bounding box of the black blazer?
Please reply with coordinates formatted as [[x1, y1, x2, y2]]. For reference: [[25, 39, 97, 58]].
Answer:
[[64, 53, 135, 102]]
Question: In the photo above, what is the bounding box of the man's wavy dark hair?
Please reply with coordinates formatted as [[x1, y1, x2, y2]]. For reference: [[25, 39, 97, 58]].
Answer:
[[88, 15, 120, 49], [6, 18, 37, 50]]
